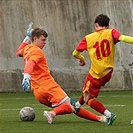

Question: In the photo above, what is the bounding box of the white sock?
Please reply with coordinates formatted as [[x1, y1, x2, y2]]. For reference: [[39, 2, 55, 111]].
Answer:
[[75, 101, 81, 108], [103, 110, 111, 117]]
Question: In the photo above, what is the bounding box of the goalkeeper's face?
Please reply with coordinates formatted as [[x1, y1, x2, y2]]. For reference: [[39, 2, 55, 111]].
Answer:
[[33, 35, 47, 49]]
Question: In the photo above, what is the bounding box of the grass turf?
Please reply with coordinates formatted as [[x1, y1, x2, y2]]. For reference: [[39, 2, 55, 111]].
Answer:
[[0, 91, 133, 133]]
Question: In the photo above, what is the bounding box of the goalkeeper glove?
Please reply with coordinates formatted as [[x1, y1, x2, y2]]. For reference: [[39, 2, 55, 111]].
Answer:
[[22, 73, 31, 91], [26, 22, 33, 37]]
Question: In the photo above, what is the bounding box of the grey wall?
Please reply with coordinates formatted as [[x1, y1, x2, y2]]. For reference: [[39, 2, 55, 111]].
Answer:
[[0, 0, 133, 92]]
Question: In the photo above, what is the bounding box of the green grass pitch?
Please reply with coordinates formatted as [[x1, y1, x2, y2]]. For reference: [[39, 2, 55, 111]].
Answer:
[[0, 91, 133, 133]]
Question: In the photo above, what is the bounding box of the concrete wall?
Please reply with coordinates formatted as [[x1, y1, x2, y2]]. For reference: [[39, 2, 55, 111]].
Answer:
[[0, 0, 133, 92]]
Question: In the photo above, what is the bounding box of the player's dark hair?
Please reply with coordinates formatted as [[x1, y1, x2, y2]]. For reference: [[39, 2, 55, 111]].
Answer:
[[94, 14, 110, 27], [31, 28, 48, 42]]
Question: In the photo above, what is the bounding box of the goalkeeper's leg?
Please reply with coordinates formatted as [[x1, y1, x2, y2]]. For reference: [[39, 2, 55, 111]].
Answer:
[[74, 107, 107, 122], [43, 97, 106, 124]]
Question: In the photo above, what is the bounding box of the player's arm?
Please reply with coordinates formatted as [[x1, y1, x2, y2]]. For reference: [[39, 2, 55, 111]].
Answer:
[[112, 29, 133, 44], [118, 35, 133, 44], [16, 22, 33, 57], [22, 60, 36, 91], [73, 50, 85, 61], [72, 37, 87, 66], [22, 49, 43, 91], [73, 50, 85, 66], [16, 37, 31, 57]]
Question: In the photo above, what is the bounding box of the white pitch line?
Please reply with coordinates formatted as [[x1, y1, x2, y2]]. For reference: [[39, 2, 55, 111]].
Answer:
[[0, 104, 126, 111], [0, 94, 128, 101], [0, 97, 34, 101], [104, 104, 126, 107]]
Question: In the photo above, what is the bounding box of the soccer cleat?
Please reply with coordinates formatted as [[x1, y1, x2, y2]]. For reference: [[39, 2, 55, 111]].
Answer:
[[70, 98, 80, 112], [106, 113, 117, 126], [43, 111, 55, 124]]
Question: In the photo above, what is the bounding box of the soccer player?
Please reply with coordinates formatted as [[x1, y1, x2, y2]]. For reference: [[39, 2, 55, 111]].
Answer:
[[16, 22, 107, 124], [72, 14, 133, 126]]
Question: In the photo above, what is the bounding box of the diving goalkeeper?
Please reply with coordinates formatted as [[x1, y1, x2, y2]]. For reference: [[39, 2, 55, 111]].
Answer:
[[16, 22, 107, 124]]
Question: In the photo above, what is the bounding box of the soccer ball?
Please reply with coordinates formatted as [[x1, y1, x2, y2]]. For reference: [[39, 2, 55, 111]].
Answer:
[[19, 107, 35, 121]]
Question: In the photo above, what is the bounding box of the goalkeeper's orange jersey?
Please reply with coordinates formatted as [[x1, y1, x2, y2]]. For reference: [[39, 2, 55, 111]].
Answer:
[[76, 29, 121, 79], [21, 44, 55, 90]]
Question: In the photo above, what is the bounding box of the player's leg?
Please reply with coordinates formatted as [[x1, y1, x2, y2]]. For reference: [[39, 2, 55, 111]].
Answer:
[[74, 72, 117, 125], [75, 94, 85, 107], [63, 97, 101, 122], [33, 89, 52, 107], [33, 85, 73, 124], [44, 102, 73, 124], [74, 107, 106, 122], [42, 84, 106, 124], [44, 97, 106, 124], [84, 91, 107, 115], [64, 98, 107, 122], [84, 73, 117, 125], [88, 98, 117, 125], [74, 75, 91, 108], [43, 84, 74, 124]]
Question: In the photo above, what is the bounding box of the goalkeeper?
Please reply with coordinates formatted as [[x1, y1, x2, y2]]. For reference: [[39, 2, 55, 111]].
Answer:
[[16, 22, 107, 124], [72, 14, 133, 126]]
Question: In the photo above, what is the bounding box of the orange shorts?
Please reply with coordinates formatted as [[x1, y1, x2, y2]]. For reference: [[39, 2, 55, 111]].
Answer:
[[82, 70, 113, 98], [33, 81, 68, 107]]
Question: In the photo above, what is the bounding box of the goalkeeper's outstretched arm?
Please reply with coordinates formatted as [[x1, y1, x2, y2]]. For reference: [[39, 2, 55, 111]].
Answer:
[[16, 41, 29, 57], [16, 22, 33, 57]]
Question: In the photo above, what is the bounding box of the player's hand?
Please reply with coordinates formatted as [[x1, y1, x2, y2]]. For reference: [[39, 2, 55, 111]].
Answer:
[[79, 60, 86, 66], [22, 78, 30, 91], [22, 73, 31, 91], [26, 22, 33, 37]]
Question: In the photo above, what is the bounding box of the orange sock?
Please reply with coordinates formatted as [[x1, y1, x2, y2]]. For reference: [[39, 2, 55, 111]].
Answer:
[[52, 104, 73, 116], [75, 107, 100, 121]]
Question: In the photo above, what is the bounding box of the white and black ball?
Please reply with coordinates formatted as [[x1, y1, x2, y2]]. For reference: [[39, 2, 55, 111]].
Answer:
[[19, 107, 35, 121]]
